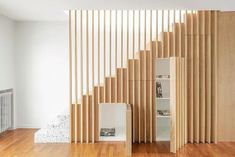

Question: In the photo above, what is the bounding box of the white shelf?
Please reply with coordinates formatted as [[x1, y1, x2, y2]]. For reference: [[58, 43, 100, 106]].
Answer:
[[156, 78, 170, 80], [156, 97, 170, 100], [99, 134, 126, 141], [157, 115, 170, 118]]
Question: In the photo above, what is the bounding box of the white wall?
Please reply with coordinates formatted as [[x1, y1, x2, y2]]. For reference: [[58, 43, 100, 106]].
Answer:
[[15, 21, 69, 128], [0, 14, 15, 91]]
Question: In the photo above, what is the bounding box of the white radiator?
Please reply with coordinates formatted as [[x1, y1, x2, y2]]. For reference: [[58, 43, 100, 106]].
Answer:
[[0, 89, 13, 133]]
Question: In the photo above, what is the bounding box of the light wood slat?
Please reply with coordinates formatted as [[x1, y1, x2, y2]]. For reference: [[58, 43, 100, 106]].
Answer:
[[134, 60, 140, 142], [86, 10, 89, 143], [149, 10, 153, 143], [109, 10, 112, 102], [97, 11, 100, 141], [194, 11, 200, 143], [104, 10, 106, 103], [173, 10, 176, 57], [94, 86, 99, 141], [144, 10, 147, 143], [99, 86, 104, 103], [156, 10, 158, 58], [167, 10, 170, 57], [179, 58, 182, 148], [127, 10, 129, 106], [184, 10, 188, 144], [116, 68, 122, 103], [121, 10, 123, 102], [132, 10, 136, 143], [138, 10, 141, 143], [179, 11, 182, 57], [69, 10, 74, 143], [205, 11, 211, 143], [182, 58, 186, 145], [168, 10, 170, 32], [91, 10, 95, 143], [71, 104, 75, 142], [115, 10, 118, 103], [190, 11, 194, 143], [170, 57, 176, 153], [80, 10, 84, 143], [211, 11, 218, 143], [111, 77, 116, 102], [122, 68, 127, 103], [161, 10, 164, 58], [126, 105, 132, 156], [176, 58, 180, 149], [105, 78, 110, 102], [89, 95, 92, 142], [74, 10, 78, 143], [82, 95, 87, 142], [199, 11, 205, 143]]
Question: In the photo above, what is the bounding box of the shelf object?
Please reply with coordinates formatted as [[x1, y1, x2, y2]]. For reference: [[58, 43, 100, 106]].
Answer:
[[155, 57, 187, 153]]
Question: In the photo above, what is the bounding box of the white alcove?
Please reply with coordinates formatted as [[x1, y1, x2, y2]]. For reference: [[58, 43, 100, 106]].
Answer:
[[99, 103, 126, 141]]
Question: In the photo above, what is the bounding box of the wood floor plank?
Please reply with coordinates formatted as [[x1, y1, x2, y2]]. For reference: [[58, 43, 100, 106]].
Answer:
[[1, 129, 234, 157]]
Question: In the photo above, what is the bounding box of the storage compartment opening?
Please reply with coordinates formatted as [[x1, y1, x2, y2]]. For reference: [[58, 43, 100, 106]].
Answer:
[[99, 103, 126, 141]]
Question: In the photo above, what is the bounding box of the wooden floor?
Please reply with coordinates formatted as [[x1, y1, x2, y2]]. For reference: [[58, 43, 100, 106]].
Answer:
[[0, 129, 235, 157]]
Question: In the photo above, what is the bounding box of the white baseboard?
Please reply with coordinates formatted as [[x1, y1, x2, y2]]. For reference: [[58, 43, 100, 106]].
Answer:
[[14, 126, 40, 129]]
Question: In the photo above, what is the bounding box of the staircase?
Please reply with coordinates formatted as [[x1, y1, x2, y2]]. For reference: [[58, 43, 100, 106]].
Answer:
[[69, 10, 218, 151], [70, 10, 190, 144]]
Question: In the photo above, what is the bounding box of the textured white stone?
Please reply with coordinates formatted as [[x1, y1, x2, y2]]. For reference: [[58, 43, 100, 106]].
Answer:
[[34, 115, 70, 143]]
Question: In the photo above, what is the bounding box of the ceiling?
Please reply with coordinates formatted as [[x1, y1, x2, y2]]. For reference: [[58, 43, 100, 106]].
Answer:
[[0, 0, 234, 21]]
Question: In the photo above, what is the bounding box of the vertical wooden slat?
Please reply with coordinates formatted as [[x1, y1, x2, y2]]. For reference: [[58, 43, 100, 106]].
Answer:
[[126, 105, 132, 156], [161, 10, 164, 58], [103, 10, 106, 103], [184, 10, 188, 144], [176, 58, 180, 149], [138, 10, 141, 143], [205, 11, 211, 143], [149, 10, 153, 143], [69, 10, 74, 143], [144, 10, 147, 143], [91, 10, 95, 143], [132, 10, 136, 143], [182, 58, 186, 145], [179, 12, 182, 145], [110, 10, 112, 102], [153, 10, 157, 141], [179, 10, 182, 57], [211, 11, 218, 143], [170, 57, 176, 153], [80, 10, 84, 143], [190, 11, 194, 143], [167, 10, 170, 57], [180, 58, 182, 148], [115, 10, 118, 103], [74, 10, 78, 143], [86, 10, 89, 143], [156, 10, 159, 58], [96, 10, 101, 142], [127, 10, 129, 105], [121, 10, 123, 102], [193, 11, 199, 143], [201, 11, 206, 143], [173, 10, 176, 57]]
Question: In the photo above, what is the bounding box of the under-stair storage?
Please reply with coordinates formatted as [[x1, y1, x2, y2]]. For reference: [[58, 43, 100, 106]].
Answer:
[[156, 58, 171, 141], [98, 103, 126, 141], [155, 57, 187, 153]]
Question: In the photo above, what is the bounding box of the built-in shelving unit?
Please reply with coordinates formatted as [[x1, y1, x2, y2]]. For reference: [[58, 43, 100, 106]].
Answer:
[[155, 58, 171, 141]]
